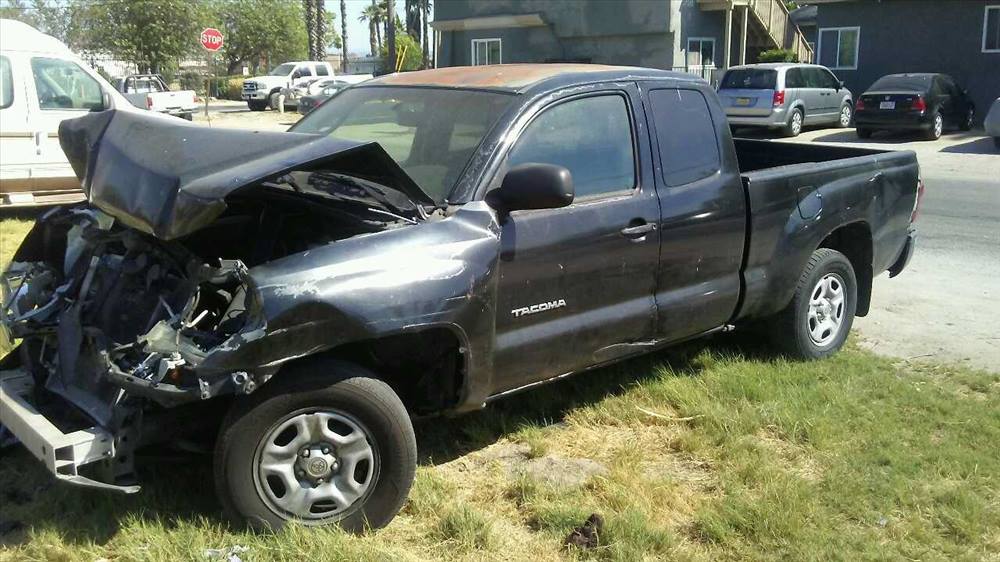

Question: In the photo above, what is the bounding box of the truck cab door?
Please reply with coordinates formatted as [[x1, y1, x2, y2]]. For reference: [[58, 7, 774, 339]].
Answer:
[[640, 85, 746, 342], [490, 83, 660, 393]]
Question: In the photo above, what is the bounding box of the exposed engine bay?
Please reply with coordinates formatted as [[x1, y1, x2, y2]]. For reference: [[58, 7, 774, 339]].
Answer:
[[1, 170, 424, 436]]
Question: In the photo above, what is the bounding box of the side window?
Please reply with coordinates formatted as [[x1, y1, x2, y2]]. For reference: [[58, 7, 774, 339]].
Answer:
[[30, 57, 103, 110], [822, 69, 841, 89], [298, 66, 313, 77], [804, 68, 825, 88], [316, 65, 330, 76], [508, 94, 635, 199], [0, 55, 12, 109], [648, 88, 721, 187], [785, 68, 803, 88]]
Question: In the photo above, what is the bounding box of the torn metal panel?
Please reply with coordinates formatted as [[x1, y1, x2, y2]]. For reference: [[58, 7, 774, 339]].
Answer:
[[58, 110, 434, 240]]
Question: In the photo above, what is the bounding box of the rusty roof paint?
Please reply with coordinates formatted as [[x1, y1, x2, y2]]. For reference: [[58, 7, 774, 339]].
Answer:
[[367, 64, 641, 91]]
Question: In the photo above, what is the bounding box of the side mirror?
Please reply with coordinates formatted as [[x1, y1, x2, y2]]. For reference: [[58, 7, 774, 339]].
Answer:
[[291, 71, 301, 80], [838, 80, 845, 91], [487, 163, 574, 218]]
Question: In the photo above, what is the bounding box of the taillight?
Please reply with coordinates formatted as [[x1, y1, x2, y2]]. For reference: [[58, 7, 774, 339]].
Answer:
[[912, 96, 927, 112], [911, 177, 925, 222], [146, 95, 153, 109], [855, 98, 865, 110], [772, 90, 785, 107]]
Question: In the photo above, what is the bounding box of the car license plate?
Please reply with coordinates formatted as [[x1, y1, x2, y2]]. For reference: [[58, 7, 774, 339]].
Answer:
[[735, 97, 752, 106], [879, 101, 895, 110]]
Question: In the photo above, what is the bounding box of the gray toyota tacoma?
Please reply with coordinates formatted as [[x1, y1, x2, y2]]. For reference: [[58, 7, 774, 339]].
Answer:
[[0, 64, 920, 531]]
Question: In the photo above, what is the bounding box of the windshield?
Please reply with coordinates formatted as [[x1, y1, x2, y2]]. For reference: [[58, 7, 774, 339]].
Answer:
[[720, 69, 777, 90], [869, 74, 932, 92], [268, 63, 296, 76], [292, 86, 513, 202]]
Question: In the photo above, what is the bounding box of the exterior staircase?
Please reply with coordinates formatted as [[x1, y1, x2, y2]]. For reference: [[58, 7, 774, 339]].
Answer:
[[698, 0, 814, 64]]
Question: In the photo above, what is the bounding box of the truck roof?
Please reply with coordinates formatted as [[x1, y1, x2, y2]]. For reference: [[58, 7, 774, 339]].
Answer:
[[367, 64, 702, 93], [0, 18, 70, 54]]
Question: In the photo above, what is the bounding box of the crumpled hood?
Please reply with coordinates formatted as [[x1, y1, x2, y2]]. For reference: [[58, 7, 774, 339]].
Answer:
[[59, 109, 434, 240]]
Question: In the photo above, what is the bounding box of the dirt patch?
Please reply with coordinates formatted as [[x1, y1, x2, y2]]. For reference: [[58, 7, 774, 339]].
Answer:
[[439, 442, 608, 491], [754, 428, 823, 483]]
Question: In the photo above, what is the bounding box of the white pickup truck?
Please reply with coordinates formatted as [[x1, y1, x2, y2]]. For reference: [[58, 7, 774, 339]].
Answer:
[[242, 61, 335, 111], [114, 74, 197, 120]]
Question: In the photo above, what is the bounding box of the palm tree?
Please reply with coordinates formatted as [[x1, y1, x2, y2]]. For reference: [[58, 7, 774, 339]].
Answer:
[[340, 0, 348, 73], [359, 2, 384, 55]]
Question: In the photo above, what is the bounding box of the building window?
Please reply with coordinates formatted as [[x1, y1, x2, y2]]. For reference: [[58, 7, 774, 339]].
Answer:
[[686, 38, 716, 74], [818, 27, 859, 70], [472, 38, 501, 65], [984, 5, 1000, 53]]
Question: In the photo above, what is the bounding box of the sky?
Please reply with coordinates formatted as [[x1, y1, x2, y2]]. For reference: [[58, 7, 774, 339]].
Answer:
[[340, 0, 424, 57]]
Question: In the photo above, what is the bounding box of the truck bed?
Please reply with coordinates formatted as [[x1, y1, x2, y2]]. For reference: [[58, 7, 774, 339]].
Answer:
[[731, 138, 920, 322]]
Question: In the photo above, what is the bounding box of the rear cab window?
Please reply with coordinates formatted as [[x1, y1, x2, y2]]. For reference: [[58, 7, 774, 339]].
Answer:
[[316, 65, 330, 76], [720, 69, 776, 90], [647, 88, 721, 186]]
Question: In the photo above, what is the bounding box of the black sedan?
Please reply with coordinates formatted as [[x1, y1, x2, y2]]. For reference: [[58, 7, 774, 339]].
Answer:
[[854, 73, 975, 140], [297, 81, 349, 115]]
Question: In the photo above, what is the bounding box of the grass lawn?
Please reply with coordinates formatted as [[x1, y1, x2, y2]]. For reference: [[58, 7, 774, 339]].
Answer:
[[1, 217, 998, 561]]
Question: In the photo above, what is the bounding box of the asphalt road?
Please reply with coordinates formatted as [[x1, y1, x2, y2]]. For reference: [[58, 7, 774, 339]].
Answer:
[[778, 128, 1000, 372]]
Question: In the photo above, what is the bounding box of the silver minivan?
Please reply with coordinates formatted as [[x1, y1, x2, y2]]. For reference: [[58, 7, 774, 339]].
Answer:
[[717, 63, 853, 137]]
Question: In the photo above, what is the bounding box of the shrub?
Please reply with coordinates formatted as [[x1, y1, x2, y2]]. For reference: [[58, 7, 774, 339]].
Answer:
[[758, 48, 800, 63]]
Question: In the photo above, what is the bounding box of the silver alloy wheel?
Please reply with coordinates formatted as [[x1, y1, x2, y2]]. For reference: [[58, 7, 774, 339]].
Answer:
[[807, 273, 846, 347], [933, 114, 943, 138], [791, 111, 803, 135], [254, 409, 378, 523], [840, 105, 852, 127]]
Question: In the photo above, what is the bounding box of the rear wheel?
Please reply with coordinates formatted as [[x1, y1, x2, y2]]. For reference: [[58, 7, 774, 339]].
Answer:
[[923, 112, 943, 140], [248, 100, 267, 111], [214, 361, 416, 532], [768, 248, 857, 360], [856, 127, 872, 139], [783, 108, 803, 137], [837, 103, 852, 128]]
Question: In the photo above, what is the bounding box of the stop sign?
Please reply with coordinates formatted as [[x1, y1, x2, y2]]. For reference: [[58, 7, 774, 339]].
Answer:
[[200, 28, 224, 52]]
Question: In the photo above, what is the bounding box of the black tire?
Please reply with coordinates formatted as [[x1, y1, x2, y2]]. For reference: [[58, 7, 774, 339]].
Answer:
[[856, 127, 872, 139], [923, 112, 943, 140], [959, 108, 974, 131], [248, 100, 266, 111], [994, 137, 1000, 150], [768, 248, 857, 360], [214, 361, 416, 533], [783, 108, 803, 137], [837, 103, 852, 128]]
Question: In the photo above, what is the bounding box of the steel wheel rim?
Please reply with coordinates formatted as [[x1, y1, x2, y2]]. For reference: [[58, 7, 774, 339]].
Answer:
[[841, 106, 852, 126], [807, 273, 846, 347], [253, 408, 379, 523], [791, 112, 802, 134], [934, 115, 943, 138]]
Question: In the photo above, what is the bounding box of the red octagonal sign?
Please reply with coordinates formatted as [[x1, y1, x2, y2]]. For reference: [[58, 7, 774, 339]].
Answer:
[[200, 28, 224, 52]]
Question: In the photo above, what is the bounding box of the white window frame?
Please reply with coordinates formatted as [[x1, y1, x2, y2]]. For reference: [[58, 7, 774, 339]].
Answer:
[[471, 38, 502, 65], [686, 37, 717, 71], [984, 5, 1000, 53], [817, 26, 860, 70]]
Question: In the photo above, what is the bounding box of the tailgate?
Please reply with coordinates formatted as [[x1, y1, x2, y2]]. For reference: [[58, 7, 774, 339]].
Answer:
[[718, 88, 775, 117]]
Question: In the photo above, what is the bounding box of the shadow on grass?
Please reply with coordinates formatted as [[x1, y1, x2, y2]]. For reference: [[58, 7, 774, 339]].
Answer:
[[0, 329, 780, 547]]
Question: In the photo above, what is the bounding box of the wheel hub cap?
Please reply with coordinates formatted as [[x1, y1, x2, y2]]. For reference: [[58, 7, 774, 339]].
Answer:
[[807, 273, 846, 347], [254, 410, 378, 522]]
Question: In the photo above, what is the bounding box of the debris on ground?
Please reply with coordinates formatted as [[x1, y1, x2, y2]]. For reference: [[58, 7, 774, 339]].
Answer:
[[564, 513, 603, 549]]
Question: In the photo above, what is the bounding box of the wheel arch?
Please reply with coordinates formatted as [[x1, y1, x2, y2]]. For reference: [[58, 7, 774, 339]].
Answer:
[[817, 221, 873, 316]]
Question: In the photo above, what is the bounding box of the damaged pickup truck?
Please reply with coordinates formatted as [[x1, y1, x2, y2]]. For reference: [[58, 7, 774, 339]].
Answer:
[[0, 65, 921, 532]]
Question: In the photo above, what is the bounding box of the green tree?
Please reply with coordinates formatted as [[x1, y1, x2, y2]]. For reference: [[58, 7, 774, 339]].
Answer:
[[215, 0, 308, 75], [73, 0, 208, 74], [380, 26, 420, 72]]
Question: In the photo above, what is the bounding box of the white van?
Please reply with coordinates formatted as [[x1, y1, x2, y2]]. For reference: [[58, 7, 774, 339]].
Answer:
[[0, 19, 131, 207]]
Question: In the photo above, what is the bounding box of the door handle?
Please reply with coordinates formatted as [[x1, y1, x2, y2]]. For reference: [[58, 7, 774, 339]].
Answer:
[[868, 172, 884, 183], [620, 222, 656, 239]]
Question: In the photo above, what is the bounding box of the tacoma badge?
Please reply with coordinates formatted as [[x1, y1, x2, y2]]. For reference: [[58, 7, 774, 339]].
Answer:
[[511, 299, 567, 318]]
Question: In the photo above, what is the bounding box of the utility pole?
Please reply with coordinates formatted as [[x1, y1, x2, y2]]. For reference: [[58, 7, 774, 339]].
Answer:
[[386, 0, 396, 73]]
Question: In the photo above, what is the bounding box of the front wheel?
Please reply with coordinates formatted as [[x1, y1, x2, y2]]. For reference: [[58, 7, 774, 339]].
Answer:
[[248, 100, 267, 111], [768, 248, 857, 360], [959, 108, 974, 131], [214, 361, 416, 532]]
